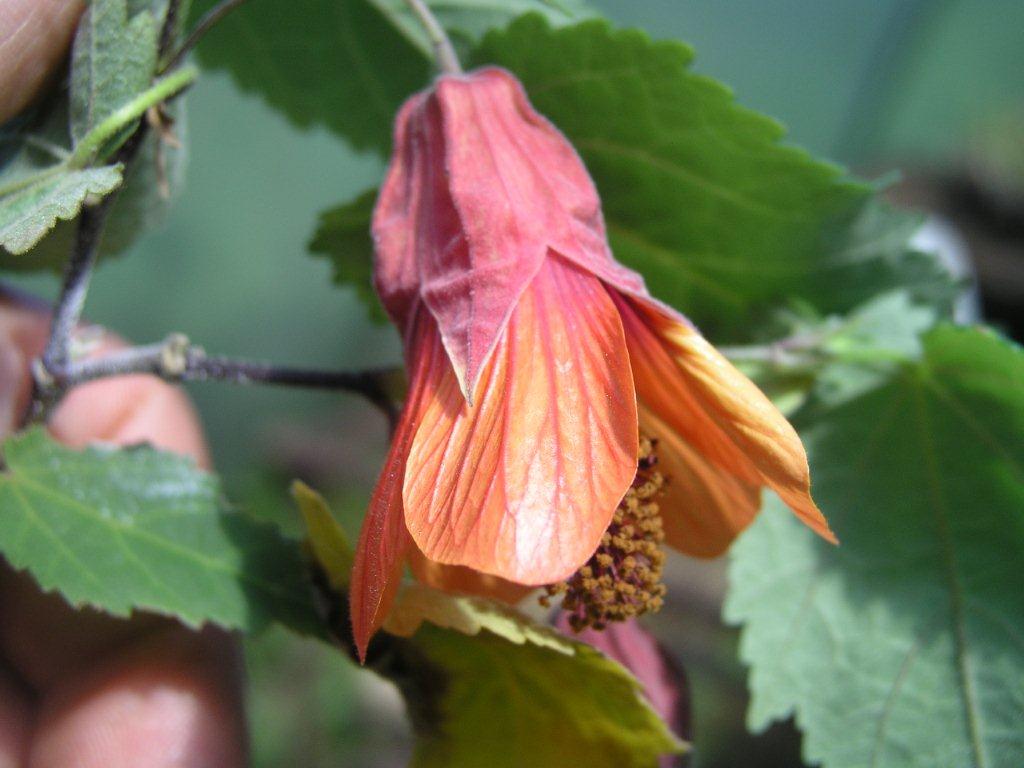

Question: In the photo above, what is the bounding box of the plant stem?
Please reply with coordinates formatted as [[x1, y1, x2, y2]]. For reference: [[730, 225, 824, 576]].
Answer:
[[39, 333, 401, 427], [40, 203, 112, 375], [162, 0, 249, 73], [403, 0, 462, 75], [67, 65, 198, 168]]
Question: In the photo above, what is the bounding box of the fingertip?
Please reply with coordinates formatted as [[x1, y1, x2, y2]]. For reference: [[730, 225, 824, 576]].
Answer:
[[0, 0, 86, 122], [51, 374, 211, 469], [29, 627, 246, 768], [0, 664, 31, 768]]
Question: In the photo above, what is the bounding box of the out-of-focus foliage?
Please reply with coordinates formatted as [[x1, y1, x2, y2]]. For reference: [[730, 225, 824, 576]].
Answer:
[[0, 0, 189, 262]]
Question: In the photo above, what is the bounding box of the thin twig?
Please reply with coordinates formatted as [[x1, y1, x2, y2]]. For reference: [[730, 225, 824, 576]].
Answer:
[[40, 202, 112, 374], [162, 0, 249, 73], [403, 0, 462, 75], [29, 0, 192, 424], [41, 333, 401, 428]]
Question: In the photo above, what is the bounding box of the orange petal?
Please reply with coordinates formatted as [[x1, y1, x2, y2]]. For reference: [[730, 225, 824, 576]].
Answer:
[[618, 296, 836, 547], [403, 254, 638, 585], [349, 309, 443, 661], [407, 545, 534, 604], [641, 404, 760, 557]]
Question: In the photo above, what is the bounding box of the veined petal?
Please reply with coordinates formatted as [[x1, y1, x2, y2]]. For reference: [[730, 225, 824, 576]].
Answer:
[[407, 546, 533, 604], [617, 295, 836, 548], [350, 309, 443, 661], [403, 254, 638, 585], [641, 404, 760, 557]]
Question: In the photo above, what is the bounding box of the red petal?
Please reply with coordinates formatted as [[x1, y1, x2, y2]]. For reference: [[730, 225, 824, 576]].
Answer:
[[372, 93, 429, 333], [374, 67, 653, 397], [403, 255, 638, 584], [617, 295, 836, 551], [349, 308, 441, 661]]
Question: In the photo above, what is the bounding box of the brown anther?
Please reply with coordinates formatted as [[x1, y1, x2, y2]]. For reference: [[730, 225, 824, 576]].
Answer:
[[542, 433, 669, 631]]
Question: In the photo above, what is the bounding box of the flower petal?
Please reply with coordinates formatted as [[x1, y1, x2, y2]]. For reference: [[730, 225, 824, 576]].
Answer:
[[350, 308, 443, 661], [403, 255, 638, 585], [618, 295, 836, 547], [641, 404, 760, 557], [407, 546, 533, 604], [375, 67, 655, 399], [372, 92, 429, 333]]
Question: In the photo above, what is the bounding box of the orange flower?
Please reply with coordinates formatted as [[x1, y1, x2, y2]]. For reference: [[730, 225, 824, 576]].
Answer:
[[351, 67, 835, 659]]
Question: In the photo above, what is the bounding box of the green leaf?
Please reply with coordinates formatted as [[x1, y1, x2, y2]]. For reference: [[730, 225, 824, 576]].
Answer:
[[0, 122, 187, 267], [308, 190, 387, 324], [292, 480, 354, 590], [0, 0, 189, 265], [189, 0, 428, 153], [365, 0, 593, 58], [188, 0, 590, 153], [70, 0, 160, 151], [0, 428, 322, 636], [470, 16, 956, 339], [409, 621, 685, 768], [812, 290, 937, 406], [724, 325, 1024, 767], [378, 585, 684, 768], [0, 165, 122, 255], [308, 19, 957, 335]]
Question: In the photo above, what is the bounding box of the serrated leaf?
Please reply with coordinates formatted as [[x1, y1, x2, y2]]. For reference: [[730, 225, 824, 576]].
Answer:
[[306, 18, 957, 336], [0, 429, 322, 636], [188, 0, 589, 153], [408, 619, 685, 768], [724, 325, 1024, 767], [70, 0, 159, 150], [189, 0, 428, 153], [308, 190, 387, 324], [0, 121, 187, 267], [0, 164, 123, 255], [470, 17, 957, 339], [381, 585, 685, 768]]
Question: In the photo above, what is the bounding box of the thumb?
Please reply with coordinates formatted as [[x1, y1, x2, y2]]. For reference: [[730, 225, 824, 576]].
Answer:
[[0, 289, 209, 467]]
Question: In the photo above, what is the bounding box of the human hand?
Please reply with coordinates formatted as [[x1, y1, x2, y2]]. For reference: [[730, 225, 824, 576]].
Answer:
[[0, 294, 247, 768], [0, 6, 245, 765]]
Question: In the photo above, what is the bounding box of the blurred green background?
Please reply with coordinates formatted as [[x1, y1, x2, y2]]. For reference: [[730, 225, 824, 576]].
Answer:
[[11, 1, 1024, 765]]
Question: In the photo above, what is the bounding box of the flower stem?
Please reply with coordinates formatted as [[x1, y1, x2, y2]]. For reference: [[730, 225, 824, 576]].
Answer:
[[403, 0, 462, 75]]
